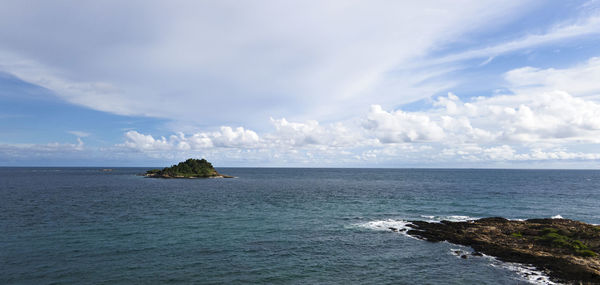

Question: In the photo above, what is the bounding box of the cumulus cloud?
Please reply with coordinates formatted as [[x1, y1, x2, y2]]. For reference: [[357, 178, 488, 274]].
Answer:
[[122, 131, 172, 151], [268, 118, 362, 148], [522, 149, 600, 160], [364, 105, 445, 143], [211, 127, 260, 148], [117, 85, 600, 165], [441, 145, 517, 161], [433, 91, 600, 143], [121, 127, 260, 151], [118, 51, 600, 160], [441, 145, 600, 162]]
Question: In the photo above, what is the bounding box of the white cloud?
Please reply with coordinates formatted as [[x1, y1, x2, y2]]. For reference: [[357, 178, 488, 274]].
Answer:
[[505, 57, 600, 97], [3, 2, 600, 167], [441, 145, 600, 162], [364, 105, 445, 143], [521, 149, 600, 160], [68, 130, 91, 138], [0, 1, 533, 127], [211, 127, 260, 148], [268, 118, 362, 148], [440, 145, 516, 161], [122, 131, 172, 151], [0, 139, 84, 158], [435, 91, 600, 143], [430, 14, 600, 65], [269, 118, 324, 146], [121, 127, 260, 151], [117, 86, 600, 165]]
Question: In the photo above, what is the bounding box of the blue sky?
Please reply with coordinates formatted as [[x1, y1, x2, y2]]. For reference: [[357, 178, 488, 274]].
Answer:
[[1, 0, 600, 167]]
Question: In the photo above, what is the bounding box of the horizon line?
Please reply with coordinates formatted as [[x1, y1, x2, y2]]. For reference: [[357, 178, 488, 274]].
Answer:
[[1, 166, 599, 171]]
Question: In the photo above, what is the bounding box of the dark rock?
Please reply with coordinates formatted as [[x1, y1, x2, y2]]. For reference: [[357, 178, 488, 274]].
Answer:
[[389, 227, 398, 232], [461, 255, 468, 259], [405, 217, 600, 284]]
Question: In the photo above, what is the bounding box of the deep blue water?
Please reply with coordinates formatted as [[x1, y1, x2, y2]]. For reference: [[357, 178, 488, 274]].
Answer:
[[1, 168, 599, 284]]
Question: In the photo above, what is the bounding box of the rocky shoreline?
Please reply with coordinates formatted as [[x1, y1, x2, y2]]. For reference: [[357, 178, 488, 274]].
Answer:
[[144, 172, 234, 179], [403, 217, 600, 284]]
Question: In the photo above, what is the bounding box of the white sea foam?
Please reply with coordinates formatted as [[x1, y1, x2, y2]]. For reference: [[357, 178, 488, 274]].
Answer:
[[551, 215, 563, 219], [443, 215, 476, 222], [356, 219, 411, 232], [446, 248, 559, 284], [354, 216, 479, 240], [355, 217, 561, 284], [449, 247, 470, 257], [493, 262, 559, 285], [354, 219, 420, 239], [357, 215, 477, 233], [451, 249, 559, 284], [420, 215, 478, 222]]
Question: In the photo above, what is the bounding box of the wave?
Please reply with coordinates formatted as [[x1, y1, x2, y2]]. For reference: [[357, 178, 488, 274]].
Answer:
[[355, 215, 479, 234], [419, 215, 478, 222], [355, 217, 561, 284], [353, 219, 419, 239], [355, 219, 411, 232], [492, 262, 558, 285], [423, 214, 567, 222], [447, 249, 558, 284]]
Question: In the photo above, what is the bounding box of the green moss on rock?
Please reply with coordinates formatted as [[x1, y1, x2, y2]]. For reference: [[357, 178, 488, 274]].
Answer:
[[535, 228, 595, 256]]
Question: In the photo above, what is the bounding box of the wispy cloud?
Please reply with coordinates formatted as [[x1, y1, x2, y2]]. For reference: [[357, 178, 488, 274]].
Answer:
[[68, 131, 91, 138], [0, 138, 84, 158], [0, 1, 532, 126], [428, 14, 600, 65], [505, 57, 600, 97]]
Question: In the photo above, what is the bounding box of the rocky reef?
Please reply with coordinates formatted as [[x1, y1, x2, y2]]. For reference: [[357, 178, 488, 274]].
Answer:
[[405, 217, 600, 284]]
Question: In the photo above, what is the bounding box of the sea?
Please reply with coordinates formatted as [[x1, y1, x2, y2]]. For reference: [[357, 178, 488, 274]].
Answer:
[[1, 167, 599, 284]]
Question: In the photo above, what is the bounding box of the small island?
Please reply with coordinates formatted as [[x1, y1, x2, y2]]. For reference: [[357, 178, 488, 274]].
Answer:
[[403, 217, 600, 283], [145, 158, 233, 178]]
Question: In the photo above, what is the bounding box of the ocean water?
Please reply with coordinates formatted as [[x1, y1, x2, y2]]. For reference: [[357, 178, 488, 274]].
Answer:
[[1, 168, 599, 284]]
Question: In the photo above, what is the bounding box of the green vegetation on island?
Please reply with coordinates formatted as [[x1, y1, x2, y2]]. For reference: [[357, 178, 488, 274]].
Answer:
[[145, 158, 233, 178]]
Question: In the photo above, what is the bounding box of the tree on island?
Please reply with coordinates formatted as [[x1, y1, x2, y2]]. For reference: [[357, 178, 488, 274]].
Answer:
[[145, 158, 232, 178]]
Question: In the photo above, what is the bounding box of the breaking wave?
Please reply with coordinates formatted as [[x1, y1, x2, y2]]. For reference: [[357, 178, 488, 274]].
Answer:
[[354, 216, 561, 284]]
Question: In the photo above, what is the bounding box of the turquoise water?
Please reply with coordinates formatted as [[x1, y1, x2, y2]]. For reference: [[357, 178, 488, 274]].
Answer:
[[1, 168, 599, 284]]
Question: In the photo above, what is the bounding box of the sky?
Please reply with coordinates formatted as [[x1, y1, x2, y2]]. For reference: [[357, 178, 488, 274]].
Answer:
[[1, 0, 600, 167]]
